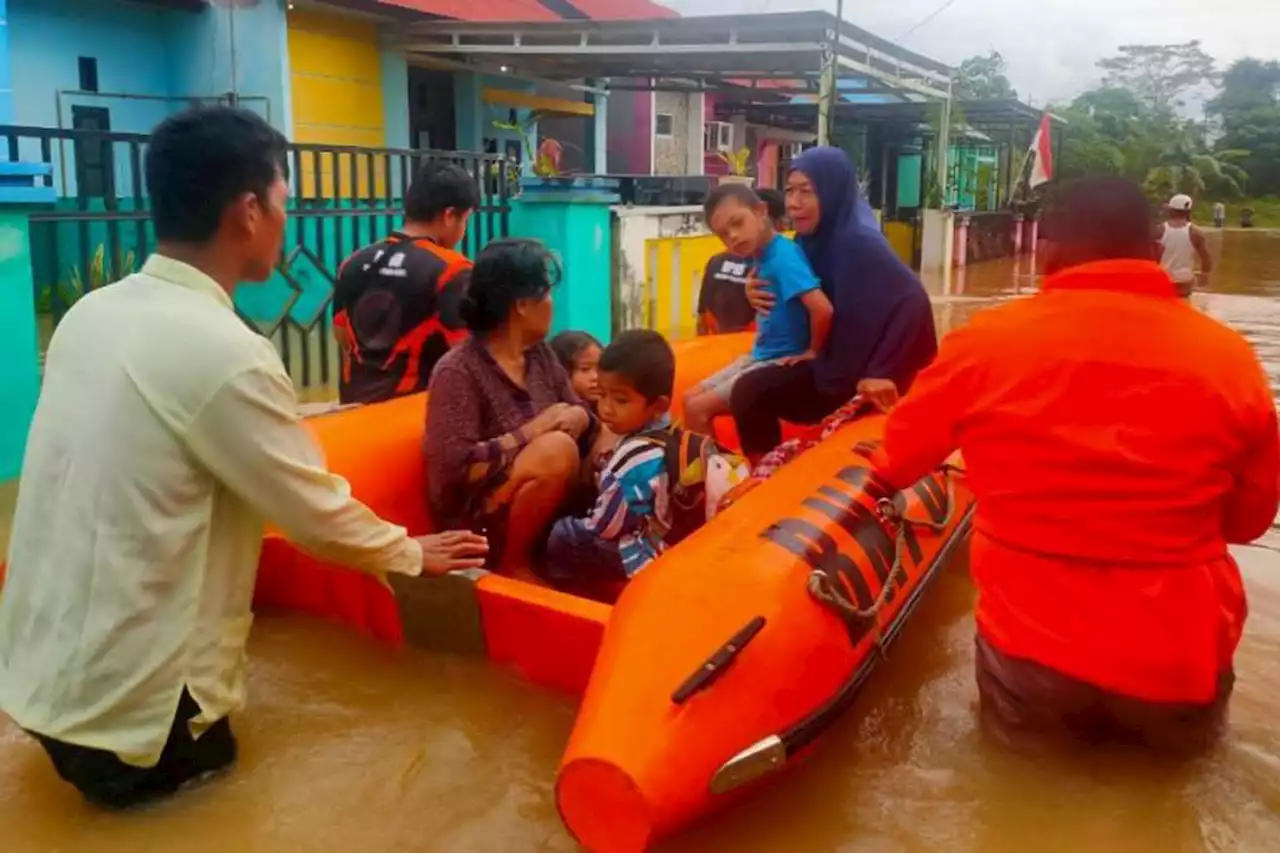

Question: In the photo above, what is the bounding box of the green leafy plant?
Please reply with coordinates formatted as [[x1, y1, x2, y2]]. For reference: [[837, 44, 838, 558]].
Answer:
[[491, 110, 572, 178], [36, 245, 136, 316], [716, 147, 752, 177]]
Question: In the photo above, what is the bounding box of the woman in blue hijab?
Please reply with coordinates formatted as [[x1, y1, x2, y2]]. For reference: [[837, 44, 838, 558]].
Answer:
[[728, 147, 938, 459]]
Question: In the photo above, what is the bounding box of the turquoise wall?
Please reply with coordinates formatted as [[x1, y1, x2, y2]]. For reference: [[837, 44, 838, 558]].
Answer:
[[897, 153, 923, 208], [0, 210, 41, 480], [380, 45, 409, 150], [509, 183, 618, 344]]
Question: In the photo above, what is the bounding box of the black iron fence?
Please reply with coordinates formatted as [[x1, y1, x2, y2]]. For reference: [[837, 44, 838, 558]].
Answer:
[[961, 211, 1016, 264], [3, 124, 511, 397]]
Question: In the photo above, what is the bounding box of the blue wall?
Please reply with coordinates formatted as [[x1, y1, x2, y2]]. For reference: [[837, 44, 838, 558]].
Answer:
[[164, 0, 290, 130], [7, 0, 291, 195], [8, 0, 290, 134], [0, 0, 14, 124], [10, 0, 176, 134]]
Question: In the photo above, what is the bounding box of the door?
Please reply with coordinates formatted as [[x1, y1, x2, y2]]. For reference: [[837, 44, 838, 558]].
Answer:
[[71, 106, 114, 199], [407, 68, 456, 152]]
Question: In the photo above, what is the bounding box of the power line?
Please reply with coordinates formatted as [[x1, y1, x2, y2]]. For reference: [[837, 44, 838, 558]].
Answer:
[[895, 0, 963, 42]]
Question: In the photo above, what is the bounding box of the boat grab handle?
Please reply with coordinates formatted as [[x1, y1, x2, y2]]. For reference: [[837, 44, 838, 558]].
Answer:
[[671, 615, 767, 705]]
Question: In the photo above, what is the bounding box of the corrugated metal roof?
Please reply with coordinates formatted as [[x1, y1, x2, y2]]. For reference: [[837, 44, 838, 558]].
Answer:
[[559, 0, 678, 20], [377, 0, 561, 21], [376, 0, 675, 21]]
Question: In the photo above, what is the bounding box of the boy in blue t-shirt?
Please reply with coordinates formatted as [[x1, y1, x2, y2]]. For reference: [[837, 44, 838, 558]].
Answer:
[[682, 183, 834, 434]]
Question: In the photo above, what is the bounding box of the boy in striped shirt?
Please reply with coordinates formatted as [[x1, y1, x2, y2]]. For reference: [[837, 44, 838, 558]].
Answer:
[[546, 330, 747, 581]]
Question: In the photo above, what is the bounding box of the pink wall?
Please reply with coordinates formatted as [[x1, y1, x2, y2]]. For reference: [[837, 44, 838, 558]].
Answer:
[[605, 83, 653, 174]]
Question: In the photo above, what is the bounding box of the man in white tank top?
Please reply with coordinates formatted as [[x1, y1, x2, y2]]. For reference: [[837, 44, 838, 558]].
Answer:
[[1158, 194, 1212, 296]]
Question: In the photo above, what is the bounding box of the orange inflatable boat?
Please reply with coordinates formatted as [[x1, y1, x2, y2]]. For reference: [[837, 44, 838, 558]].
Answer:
[[245, 332, 973, 850], [556, 413, 971, 851], [253, 333, 805, 693]]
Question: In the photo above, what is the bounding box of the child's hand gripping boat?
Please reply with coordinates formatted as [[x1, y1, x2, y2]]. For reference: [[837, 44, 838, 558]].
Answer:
[[248, 333, 974, 851]]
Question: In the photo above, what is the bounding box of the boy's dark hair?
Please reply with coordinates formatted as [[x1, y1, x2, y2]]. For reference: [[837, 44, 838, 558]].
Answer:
[[703, 182, 765, 222], [405, 163, 480, 223], [550, 330, 602, 370], [146, 107, 289, 243], [459, 238, 560, 333], [757, 188, 786, 223], [599, 330, 675, 402]]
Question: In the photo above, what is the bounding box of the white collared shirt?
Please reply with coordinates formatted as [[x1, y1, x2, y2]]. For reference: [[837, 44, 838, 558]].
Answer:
[[0, 255, 421, 766]]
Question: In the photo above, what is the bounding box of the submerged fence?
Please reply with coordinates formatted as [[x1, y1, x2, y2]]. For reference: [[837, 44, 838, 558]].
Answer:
[[3, 124, 512, 398]]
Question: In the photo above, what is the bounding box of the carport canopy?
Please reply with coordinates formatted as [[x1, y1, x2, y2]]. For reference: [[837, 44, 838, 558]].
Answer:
[[726, 97, 1067, 133], [387, 10, 953, 102]]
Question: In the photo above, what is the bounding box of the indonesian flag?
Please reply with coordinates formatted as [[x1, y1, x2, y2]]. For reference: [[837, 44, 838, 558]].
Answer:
[[1028, 113, 1054, 188]]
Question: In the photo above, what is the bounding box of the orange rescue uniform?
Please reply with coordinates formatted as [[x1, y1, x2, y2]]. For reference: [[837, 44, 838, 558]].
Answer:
[[873, 260, 1280, 705]]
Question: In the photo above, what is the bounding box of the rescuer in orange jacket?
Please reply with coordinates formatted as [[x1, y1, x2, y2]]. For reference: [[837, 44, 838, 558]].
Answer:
[[872, 177, 1280, 754]]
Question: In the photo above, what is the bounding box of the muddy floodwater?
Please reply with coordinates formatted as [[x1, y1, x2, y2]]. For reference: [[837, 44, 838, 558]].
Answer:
[[3, 230, 1280, 852]]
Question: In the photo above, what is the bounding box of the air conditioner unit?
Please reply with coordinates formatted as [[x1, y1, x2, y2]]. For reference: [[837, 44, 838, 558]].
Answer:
[[703, 121, 734, 153]]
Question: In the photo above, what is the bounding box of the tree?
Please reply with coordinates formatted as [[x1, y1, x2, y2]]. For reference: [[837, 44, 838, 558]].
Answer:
[[1096, 41, 1217, 112], [1208, 58, 1280, 197], [1208, 58, 1280, 116], [1059, 86, 1177, 184], [953, 51, 1018, 100], [1143, 130, 1248, 201]]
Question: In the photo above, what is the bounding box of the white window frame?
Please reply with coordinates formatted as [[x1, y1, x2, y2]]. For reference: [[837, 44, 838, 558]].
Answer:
[[654, 112, 676, 138], [704, 121, 734, 153]]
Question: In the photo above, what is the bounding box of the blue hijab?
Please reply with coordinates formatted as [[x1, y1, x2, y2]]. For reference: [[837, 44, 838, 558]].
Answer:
[[790, 147, 938, 395]]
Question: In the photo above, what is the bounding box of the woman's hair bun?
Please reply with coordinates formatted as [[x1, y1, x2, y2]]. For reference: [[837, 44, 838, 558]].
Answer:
[[463, 238, 560, 334], [456, 290, 480, 328]]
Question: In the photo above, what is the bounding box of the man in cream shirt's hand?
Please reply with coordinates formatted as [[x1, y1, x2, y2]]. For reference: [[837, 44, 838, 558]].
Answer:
[[0, 108, 487, 810]]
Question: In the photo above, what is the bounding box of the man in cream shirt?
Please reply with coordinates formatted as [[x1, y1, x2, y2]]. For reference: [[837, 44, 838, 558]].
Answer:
[[0, 108, 487, 809]]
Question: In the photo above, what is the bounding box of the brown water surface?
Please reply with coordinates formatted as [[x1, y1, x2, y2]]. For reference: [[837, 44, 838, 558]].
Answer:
[[3, 230, 1280, 852]]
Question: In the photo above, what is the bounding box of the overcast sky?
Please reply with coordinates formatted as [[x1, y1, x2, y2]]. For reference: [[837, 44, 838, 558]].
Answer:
[[666, 0, 1279, 110]]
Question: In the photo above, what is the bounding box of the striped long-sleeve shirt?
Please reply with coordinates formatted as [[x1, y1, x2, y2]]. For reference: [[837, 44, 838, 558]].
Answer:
[[562, 421, 673, 576]]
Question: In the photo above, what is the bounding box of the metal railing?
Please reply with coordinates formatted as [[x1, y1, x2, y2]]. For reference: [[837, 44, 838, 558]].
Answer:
[[3, 124, 511, 397]]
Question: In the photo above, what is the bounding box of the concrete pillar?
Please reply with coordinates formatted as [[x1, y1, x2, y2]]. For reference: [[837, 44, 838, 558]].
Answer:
[[380, 47, 410, 150], [0, 1, 55, 479], [0, 176, 55, 480], [593, 87, 608, 175], [453, 71, 484, 154], [508, 178, 621, 344], [954, 214, 970, 268], [686, 92, 705, 176]]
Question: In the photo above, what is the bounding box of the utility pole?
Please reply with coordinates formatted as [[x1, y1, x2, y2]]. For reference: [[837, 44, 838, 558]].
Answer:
[[816, 0, 842, 146]]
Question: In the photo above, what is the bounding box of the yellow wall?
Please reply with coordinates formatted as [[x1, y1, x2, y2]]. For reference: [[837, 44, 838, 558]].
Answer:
[[286, 9, 387, 198], [642, 231, 800, 341], [643, 233, 724, 341], [884, 222, 915, 268]]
